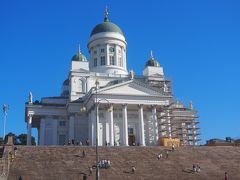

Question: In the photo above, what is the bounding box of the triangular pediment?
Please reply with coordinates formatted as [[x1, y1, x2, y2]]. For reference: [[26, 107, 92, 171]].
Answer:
[[97, 80, 163, 97]]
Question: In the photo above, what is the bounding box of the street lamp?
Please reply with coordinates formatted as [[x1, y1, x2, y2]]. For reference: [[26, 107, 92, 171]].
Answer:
[[95, 79, 100, 180], [95, 79, 112, 180], [81, 79, 111, 180]]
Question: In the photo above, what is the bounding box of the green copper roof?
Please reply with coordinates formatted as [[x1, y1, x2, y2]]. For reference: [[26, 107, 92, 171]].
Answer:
[[90, 22, 123, 36], [90, 7, 123, 36], [145, 52, 160, 67], [145, 58, 160, 67], [63, 79, 69, 85], [71, 53, 87, 62]]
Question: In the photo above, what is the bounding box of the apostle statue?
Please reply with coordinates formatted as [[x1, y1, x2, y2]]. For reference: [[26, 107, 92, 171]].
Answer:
[[28, 91, 33, 104]]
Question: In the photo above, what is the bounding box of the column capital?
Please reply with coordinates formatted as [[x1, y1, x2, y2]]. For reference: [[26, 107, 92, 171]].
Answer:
[[27, 113, 34, 118], [122, 104, 128, 107], [151, 104, 157, 108], [138, 104, 143, 108]]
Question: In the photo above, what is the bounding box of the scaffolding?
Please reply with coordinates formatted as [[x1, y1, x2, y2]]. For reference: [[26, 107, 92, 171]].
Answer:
[[158, 101, 200, 146]]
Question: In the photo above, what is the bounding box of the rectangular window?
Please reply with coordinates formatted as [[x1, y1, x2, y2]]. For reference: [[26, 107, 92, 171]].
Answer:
[[59, 121, 66, 127], [118, 57, 123, 67], [110, 56, 115, 65], [59, 134, 66, 145], [94, 58, 97, 66], [101, 48, 105, 53], [94, 50, 97, 54], [100, 56, 105, 65], [128, 128, 134, 134]]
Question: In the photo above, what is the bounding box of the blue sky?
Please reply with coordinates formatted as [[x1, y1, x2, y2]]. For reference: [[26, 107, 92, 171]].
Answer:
[[0, 0, 240, 144]]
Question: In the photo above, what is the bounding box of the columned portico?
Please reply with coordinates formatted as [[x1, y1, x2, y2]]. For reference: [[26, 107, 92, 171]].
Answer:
[[138, 104, 145, 146], [27, 114, 33, 145], [122, 104, 128, 146]]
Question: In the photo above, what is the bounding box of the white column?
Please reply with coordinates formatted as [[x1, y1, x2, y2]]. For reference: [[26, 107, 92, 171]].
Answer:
[[91, 109, 95, 145], [106, 44, 109, 65], [96, 103, 100, 146], [109, 104, 114, 146], [138, 104, 145, 146], [52, 120, 58, 145], [115, 45, 118, 66], [103, 120, 107, 145], [40, 119, 45, 145], [27, 114, 33, 145], [122, 104, 128, 146], [69, 116, 75, 141], [88, 110, 92, 145], [152, 105, 158, 145]]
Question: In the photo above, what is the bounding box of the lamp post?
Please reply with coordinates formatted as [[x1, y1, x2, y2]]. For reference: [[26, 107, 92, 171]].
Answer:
[[94, 79, 112, 180], [95, 79, 100, 180], [81, 79, 111, 180]]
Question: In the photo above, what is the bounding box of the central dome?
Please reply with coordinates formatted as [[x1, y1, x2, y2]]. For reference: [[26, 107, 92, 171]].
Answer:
[[90, 21, 123, 36], [90, 7, 123, 37]]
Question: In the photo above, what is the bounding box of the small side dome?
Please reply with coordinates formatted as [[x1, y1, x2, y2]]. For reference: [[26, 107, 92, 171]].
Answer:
[[145, 51, 160, 67], [90, 7, 123, 37], [63, 79, 69, 86], [71, 45, 87, 62]]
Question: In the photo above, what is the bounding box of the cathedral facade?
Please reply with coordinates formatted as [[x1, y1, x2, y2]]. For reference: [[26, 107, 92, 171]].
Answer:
[[25, 9, 199, 146]]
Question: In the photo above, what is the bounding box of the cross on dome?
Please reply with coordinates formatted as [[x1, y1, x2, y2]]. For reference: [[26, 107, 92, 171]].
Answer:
[[78, 44, 81, 55], [104, 6, 109, 22], [150, 50, 154, 59]]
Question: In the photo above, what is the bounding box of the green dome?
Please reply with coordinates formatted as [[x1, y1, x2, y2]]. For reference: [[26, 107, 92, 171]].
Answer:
[[90, 21, 123, 36], [71, 45, 87, 62], [63, 79, 69, 86], [145, 57, 160, 67], [71, 53, 87, 62], [90, 7, 123, 37]]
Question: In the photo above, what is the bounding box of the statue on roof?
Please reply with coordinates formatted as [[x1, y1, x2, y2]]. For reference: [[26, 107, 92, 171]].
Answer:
[[189, 101, 193, 110], [28, 91, 33, 104], [129, 70, 135, 80]]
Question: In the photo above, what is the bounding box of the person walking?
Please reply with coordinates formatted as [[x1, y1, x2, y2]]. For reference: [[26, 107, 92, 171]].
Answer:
[[89, 166, 93, 176], [172, 144, 175, 152], [225, 172, 228, 180], [166, 150, 169, 158]]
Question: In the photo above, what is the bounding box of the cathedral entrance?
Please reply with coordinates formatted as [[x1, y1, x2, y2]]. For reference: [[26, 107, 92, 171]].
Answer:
[[128, 127, 135, 146]]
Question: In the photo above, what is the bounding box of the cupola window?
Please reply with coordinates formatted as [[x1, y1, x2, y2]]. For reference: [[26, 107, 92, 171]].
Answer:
[[118, 57, 123, 67], [110, 56, 115, 65], [94, 58, 97, 67]]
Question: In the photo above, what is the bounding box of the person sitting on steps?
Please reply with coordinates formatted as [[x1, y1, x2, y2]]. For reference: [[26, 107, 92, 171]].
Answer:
[[132, 166, 136, 174]]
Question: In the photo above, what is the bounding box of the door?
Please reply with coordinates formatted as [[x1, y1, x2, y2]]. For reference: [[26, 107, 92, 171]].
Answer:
[[128, 127, 135, 146]]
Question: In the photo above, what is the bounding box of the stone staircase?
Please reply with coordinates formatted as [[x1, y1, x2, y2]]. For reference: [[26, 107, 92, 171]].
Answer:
[[0, 146, 10, 180], [7, 146, 240, 180]]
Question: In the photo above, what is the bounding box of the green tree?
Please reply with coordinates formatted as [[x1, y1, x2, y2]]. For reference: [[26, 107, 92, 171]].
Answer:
[[17, 134, 36, 145]]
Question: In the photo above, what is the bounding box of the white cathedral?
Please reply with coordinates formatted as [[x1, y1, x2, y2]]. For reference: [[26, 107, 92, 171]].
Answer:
[[25, 8, 199, 146]]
